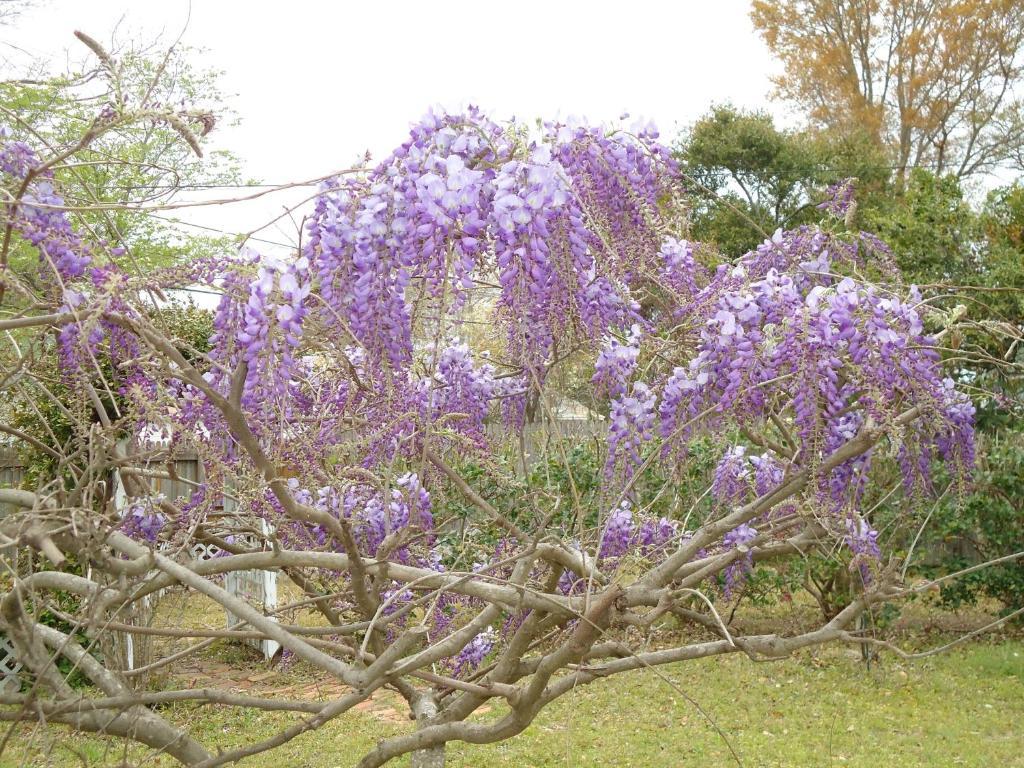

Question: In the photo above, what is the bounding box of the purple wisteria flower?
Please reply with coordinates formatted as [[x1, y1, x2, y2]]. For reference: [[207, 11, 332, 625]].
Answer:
[[712, 446, 752, 506], [450, 626, 497, 676], [593, 324, 643, 398], [845, 516, 881, 584], [721, 523, 758, 598], [599, 501, 635, 558], [121, 496, 168, 543], [817, 178, 857, 219], [606, 382, 657, 477], [659, 237, 702, 299]]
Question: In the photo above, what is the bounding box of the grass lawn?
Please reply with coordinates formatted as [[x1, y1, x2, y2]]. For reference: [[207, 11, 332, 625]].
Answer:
[[3, 636, 1022, 767]]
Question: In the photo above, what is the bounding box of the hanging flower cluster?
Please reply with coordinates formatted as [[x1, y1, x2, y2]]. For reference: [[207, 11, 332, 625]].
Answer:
[[845, 516, 881, 583], [427, 340, 497, 447], [0, 130, 93, 282], [272, 473, 433, 558], [593, 324, 643, 398], [597, 500, 679, 562], [721, 523, 758, 597], [120, 495, 168, 542], [657, 239, 974, 493], [301, 110, 675, 396]]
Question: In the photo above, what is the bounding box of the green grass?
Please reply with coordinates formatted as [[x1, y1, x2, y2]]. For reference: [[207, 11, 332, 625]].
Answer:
[[3, 640, 1022, 767]]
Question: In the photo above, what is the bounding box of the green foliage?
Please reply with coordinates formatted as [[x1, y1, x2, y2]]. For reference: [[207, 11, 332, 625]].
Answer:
[[863, 172, 1024, 365], [677, 105, 889, 254], [526, 442, 603, 528], [863, 169, 979, 284], [983, 183, 1024, 251], [433, 434, 728, 574], [731, 562, 805, 609], [926, 428, 1024, 616], [679, 104, 815, 254], [976, 183, 1024, 332], [157, 301, 215, 358]]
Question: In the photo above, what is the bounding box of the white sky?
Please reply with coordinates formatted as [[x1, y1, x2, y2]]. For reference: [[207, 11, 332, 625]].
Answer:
[[7, 0, 786, 248]]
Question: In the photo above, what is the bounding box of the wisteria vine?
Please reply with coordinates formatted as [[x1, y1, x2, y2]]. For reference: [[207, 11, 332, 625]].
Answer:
[[1, 107, 978, 680]]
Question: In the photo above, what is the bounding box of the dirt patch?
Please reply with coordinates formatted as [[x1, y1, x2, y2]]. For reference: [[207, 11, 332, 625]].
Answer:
[[168, 653, 412, 723]]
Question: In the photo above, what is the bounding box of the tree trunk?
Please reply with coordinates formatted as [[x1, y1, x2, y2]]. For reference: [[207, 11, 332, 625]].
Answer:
[[411, 691, 445, 768]]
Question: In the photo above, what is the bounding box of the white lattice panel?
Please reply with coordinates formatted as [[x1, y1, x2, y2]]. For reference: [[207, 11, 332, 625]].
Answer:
[[190, 541, 222, 561], [0, 635, 22, 691]]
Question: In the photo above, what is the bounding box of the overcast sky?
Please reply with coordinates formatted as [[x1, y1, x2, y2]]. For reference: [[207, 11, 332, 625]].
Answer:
[[7, 0, 786, 247]]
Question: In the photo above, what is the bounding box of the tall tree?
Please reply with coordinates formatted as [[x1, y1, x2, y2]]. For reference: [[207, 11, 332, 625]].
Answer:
[[678, 104, 888, 254], [751, 0, 1024, 182]]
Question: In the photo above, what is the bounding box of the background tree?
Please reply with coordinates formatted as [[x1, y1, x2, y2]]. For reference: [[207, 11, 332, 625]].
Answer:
[[977, 182, 1024, 332], [864, 168, 978, 282], [751, 0, 1024, 183], [678, 104, 889, 253], [0, 27, 241, 284]]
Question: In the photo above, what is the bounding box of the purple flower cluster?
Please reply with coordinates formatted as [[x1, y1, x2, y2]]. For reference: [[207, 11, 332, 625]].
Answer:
[[606, 382, 657, 477], [299, 109, 674, 392], [844, 516, 881, 583], [656, 231, 974, 500], [711, 446, 753, 506], [429, 341, 497, 447], [817, 178, 857, 219], [599, 501, 635, 558], [121, 497, 167, 543], [1, 133, 92, 283], [275, 473, 433, 558], [592, 324, 642, 398], [449, 626, 497, 676], [549, 119, 678, 286], [492, 145, 578, 375], [597, 501, 679, 562], [659, 237, 702, 300], [234, 255, 312, 411], [0, 131, 37, 178], [721, 523, 758, 598], [306, 109, 500, 369], [18, 181, 92, 280], [934, 378, 977, 482], [709, 446, 793, 521]]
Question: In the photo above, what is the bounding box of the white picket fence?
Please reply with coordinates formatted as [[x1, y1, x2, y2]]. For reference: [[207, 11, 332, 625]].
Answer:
[[220, 487, 280, 660], [225, 566, 280, 659]]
